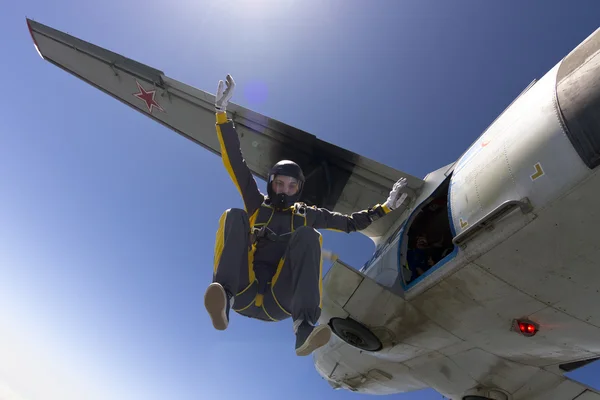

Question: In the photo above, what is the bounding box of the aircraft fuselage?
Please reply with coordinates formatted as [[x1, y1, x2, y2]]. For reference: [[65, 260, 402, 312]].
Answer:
[[314, 27, 600, 400]]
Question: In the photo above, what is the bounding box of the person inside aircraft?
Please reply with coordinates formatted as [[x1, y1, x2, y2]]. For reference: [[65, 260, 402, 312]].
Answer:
[[203, 74, 409, 356], [407, 233, 446, 280]]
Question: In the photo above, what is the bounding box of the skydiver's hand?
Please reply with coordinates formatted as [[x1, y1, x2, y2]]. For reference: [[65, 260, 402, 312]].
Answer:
[[215, 74, 235, 112], [383, 177, 408, 210]]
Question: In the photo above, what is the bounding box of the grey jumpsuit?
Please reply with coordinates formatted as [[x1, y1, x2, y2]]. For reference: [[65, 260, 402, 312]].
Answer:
[[213, 112, 391, 324]]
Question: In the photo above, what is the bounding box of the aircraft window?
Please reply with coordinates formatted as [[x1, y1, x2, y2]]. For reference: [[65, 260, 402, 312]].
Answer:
[[400, 178, 455, 286]]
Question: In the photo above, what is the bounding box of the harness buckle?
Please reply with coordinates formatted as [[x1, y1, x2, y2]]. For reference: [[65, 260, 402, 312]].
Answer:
[[251, 226, 266, 244], [251, 225, 280, 244], [295, 203, 307, 217]]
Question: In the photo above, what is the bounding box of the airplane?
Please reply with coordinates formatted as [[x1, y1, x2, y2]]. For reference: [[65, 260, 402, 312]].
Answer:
[[26, 17, 600, 400]]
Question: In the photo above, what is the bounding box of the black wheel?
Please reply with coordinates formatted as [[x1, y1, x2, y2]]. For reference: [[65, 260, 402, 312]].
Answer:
[[329, 317, 383, 352]]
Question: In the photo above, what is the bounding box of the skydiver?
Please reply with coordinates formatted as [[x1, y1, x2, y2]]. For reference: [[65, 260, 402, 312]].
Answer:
[[203, 74, 409, 356], [407, 233, 446, 280], [407, 234, 435, 279]]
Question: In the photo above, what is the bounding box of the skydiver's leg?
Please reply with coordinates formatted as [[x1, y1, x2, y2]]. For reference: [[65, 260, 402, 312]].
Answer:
[[205, 208, 251, 330], [271, 226, 331, 356]]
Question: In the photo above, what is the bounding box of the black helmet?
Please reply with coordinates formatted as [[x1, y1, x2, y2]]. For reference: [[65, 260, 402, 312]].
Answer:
[[267, 160, 305, 209]]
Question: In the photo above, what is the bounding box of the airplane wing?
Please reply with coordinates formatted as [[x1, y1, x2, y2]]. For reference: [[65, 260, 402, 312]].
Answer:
[[458, 373, 600, 400], [510, 375, 600, 400], [317, 258, 600, 398], [26, 18, 425, 239]]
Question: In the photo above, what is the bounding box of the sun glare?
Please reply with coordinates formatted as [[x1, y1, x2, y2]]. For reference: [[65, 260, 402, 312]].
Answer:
[[219, 0, 295, 19]]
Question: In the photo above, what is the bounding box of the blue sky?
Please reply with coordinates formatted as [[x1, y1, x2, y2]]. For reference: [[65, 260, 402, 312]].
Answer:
[[1, 0, 600, 399]]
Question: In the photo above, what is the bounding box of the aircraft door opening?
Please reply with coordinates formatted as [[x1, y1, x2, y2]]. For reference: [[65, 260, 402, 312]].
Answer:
[[398, 174, 457, 288]]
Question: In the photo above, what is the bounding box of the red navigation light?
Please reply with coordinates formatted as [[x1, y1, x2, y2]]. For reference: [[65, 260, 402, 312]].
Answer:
[[514, 319, 538, 337]]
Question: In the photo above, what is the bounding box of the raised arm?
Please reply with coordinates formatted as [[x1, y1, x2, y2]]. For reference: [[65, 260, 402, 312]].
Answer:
[[305, 204, 388, 232], [214, 75, 264, 217], [305, 177, 408, 232]]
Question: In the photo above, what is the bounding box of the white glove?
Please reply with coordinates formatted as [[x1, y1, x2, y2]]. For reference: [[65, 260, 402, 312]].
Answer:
[[215, 74, 235, 112], [383, 177, 408, 210]]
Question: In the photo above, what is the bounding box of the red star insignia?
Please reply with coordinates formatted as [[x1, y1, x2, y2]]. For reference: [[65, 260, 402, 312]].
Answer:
[[133, 80, 164, 113]]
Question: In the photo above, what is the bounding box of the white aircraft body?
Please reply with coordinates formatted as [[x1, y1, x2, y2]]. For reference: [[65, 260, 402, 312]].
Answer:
[[26, 18, 600, 400]]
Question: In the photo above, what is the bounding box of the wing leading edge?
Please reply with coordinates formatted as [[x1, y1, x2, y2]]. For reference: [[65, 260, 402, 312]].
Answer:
[[26, 18, 424, 238]]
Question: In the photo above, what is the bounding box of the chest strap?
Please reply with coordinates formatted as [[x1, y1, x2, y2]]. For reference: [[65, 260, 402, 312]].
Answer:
[[250, 202, 307, 244]]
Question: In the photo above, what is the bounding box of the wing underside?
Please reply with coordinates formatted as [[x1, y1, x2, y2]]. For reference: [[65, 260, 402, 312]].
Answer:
[[511, 375, 600, 400], [26, 18, 425, 238]]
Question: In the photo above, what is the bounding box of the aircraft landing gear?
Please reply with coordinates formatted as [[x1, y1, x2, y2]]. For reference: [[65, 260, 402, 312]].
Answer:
[[329, 317, 382, 352], [462, 387, 510, 400]]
